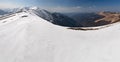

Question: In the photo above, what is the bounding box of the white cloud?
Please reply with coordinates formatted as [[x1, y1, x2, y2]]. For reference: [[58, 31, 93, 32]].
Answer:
[[45, 6, 82, 13], [0, 3, 22, 9]]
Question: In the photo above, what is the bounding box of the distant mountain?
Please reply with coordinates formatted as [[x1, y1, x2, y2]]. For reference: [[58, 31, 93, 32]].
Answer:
[[0, 9, 8, 15], [29, 7, 78, 27], [6, 7, 120, 27], [64, 13, 104, 27], [51, 13, 78, 27], [95, 11, 120, 26], [64, 12, 120, 27]]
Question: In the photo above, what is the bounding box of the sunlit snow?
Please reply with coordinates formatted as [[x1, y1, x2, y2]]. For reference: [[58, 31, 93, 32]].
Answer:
[[0, 11, 120, 62]]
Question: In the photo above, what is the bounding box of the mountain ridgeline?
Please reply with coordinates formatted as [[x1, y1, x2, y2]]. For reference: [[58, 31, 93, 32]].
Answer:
[[31, 8, 78, 27], [0, 7, 78, 27], [30, 7, 120, 27], [1, 7, 120, 27]]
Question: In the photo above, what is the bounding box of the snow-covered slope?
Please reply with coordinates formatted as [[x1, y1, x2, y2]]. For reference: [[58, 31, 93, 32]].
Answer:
[[11, 7, 77, 27], [0, 11, 120, 62], [29, 7, 77, 27], [30, 8, 54, 22]]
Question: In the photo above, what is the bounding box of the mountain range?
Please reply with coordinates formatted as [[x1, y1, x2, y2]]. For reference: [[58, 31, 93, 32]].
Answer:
[[0, 9, 9, 15], [1, 7, 120, 28], [0, 7, 78, 27]]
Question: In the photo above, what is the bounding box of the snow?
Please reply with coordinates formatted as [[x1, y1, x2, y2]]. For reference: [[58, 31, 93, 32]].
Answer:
[[0, 11, 120, 62], [30, 8, 54, 23], [30, 6, 38, 10]]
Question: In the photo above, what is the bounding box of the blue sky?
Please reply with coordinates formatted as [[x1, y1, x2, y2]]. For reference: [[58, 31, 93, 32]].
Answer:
[[0, 0, 120, 13]]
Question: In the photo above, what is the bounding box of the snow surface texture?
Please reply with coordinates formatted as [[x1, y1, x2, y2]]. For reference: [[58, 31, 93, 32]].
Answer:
[[0, 11, 120, 62]]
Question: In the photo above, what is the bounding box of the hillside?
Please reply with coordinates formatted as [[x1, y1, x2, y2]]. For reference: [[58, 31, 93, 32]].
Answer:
[[0, 9, 120, 62], [66, 12, 120, 28], [95, 12, 120, 26]]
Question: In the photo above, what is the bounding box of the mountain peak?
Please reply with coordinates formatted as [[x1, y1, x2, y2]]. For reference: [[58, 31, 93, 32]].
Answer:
[[30, 6, 38, 10]]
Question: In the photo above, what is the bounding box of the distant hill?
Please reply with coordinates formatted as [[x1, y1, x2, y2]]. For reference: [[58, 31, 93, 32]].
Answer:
[[0, 9, 8, 15], [3, 7, 120, 27], [64, 13, 104, 27], [95, 11, 120, 26], [64, 12, 120, 27]]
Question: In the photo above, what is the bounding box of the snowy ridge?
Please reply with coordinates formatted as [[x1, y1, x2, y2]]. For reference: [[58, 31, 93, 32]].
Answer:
[[30, 8, 54, 22], [8, 7, 78, 27], [0, 11, 120, 62]]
